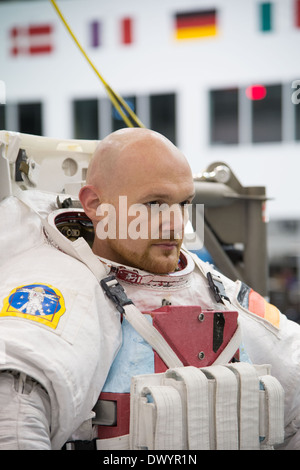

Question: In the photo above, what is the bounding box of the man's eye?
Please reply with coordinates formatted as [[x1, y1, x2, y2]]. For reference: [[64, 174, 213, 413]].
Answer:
[[145, 201, 191, 207], [145, 201, 159, 206]]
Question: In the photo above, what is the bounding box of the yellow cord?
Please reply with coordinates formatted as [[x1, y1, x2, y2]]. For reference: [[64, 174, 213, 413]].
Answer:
[[50, 0, 145, 128]]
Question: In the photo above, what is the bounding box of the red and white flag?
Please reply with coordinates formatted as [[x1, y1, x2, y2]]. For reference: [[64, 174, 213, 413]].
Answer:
[[10, 24, 54, 56]]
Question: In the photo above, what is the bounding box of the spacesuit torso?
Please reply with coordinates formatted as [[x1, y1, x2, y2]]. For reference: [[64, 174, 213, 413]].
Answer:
[[92, 246, 300, 450]]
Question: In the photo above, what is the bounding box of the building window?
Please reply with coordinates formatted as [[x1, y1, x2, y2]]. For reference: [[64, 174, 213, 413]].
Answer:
[[209, 84, 286, 145], [251, 84, 282, 143], [0, 105, 5, 129], [18, 102, 42, 135], [73, 93, 177, 142], [296, 100, 300, 141], [150, 93, 176, 144], [111, 96, 136, 132], [73, 99, 98, 139], [210, 88, 239, 145]]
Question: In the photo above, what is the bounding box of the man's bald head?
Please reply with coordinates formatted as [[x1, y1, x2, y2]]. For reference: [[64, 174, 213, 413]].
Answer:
[[85, 128, 134, 187], [86, 127, 192, 198]]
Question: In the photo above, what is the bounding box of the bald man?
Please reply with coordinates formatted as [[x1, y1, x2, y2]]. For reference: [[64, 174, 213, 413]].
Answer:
[[76, 128, 300, 450], [0, 128, 300, 450]]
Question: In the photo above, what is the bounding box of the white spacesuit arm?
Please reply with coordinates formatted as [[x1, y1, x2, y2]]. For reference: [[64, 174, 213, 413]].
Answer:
[[0, 371, 51, 450]]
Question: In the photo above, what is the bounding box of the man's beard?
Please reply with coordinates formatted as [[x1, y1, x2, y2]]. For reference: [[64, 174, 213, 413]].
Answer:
[[106, 237, 182, 274]]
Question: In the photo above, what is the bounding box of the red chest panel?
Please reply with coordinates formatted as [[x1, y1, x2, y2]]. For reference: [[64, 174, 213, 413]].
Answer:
[[147, 305, 238, 372], [96, 305, 239, 440]]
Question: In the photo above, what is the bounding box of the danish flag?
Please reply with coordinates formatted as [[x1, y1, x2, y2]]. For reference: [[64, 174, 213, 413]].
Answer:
[[10, 24, 54, 56]]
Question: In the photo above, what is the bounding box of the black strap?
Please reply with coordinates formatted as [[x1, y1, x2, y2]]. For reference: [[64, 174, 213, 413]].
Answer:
[[100, 275, 133, 314], [207, 272, 230, 304], [62, 439, 97, 450]]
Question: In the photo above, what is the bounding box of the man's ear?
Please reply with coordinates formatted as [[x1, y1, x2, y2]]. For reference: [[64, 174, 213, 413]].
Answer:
[[79, 185, 101, 221]]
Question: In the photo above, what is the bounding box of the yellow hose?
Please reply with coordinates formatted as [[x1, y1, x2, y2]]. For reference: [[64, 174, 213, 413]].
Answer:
[[50, 0, 145, 128]]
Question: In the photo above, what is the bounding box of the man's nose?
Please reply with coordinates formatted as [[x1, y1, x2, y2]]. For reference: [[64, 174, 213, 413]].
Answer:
[[160, 204, 186, 238]]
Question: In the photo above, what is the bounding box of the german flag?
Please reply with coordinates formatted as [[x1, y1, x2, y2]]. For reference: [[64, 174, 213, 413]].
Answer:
[[174, 9, 217, 40]]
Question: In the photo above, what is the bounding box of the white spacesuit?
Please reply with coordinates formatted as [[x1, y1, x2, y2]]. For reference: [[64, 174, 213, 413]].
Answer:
[[0, 191, 300, 450], [94, 246, 300, 450]]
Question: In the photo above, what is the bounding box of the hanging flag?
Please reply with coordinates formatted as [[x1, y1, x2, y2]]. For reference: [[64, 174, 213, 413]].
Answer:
[[259, 2, 273, 32], [295, 0, 300, 28], [9, 24, 54, 56], [121, 17, 133, 44], [89, 20, 101, 47], [174, 9, 217, 40]]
